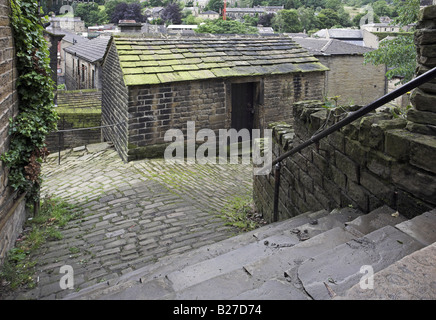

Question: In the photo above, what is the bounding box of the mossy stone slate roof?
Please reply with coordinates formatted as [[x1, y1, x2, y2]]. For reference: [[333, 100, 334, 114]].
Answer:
[[112, 36, 328, 86]]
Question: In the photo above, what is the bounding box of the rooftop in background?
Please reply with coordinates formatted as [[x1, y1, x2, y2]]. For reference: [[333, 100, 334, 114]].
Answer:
[[312, 28, 364, 46], [293, 38, 374, 56], [64, 37, 111, 63], [46, 26, 89, 45], [110, 35, 328, 86]]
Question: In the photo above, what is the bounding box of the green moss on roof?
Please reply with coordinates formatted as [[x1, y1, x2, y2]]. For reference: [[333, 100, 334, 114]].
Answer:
[[172, 64, 200, 71], [113, 36, 327, 86], [124, 73, 161, 86]]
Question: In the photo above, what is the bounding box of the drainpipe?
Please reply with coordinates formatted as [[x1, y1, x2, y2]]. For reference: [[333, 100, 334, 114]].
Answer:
[[273, 162, 281, 222]]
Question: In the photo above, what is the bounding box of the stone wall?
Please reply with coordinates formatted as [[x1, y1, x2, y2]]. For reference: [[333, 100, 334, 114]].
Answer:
[[0, 0, 27, 266], [101, 42, 129, 162], [45, 90, 102, 152], [409, 5, 436, 134], [254, 5, 436, 223], [317, 55, 387, 106], [64, 52, 100, 91], [124, 71, 325, 161], [254, 102, 436, 222]]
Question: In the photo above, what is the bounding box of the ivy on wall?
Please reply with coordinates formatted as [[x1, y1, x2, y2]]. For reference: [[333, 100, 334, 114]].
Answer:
[[0, 0, 58, 202]]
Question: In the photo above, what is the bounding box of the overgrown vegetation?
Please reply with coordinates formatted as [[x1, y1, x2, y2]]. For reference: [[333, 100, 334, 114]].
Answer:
[[0, 0, 58, 203], [219, 193, 266, 232], [0, 196, 81, 293], [364, 0, 419, 84], [196, 19, 258, 34]]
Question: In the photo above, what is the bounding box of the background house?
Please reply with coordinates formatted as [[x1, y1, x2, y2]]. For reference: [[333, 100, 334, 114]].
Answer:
[[313, 28, 364, 46], [64, 37, 110, 90], [293, 37, 386, 105], [199, 10, 219, 20], [225, 6, 283, 21], [101, 35, 328, 162], [46, 23, 90, 86]]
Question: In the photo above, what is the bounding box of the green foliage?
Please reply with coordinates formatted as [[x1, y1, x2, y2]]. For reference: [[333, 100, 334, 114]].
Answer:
[[195, 19, 258, 34], [392, 0, 419, 27], [0, 0, 59, 202], [0, 196, 81, 291], [372, 0, 393, 17], [218, 193, 264, 232], [363, 0, 418, 84], [272, 9, 302, 33], [205, 0, 224, 13], [73, 2, 108, 27], [364, 34, 416, 84], [316, 8, 341, 28]]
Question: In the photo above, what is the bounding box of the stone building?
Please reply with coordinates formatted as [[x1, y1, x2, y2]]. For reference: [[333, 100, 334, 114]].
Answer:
[[293, 37, 387, 105], [198, 10, 219, 20], [46, 23, 90, 85], [64, 37, 110, 90], [101, 35, 328, 162], [225, 6, 283, 21], [313, 29, 365, 46], [0, 0, 27, 266]]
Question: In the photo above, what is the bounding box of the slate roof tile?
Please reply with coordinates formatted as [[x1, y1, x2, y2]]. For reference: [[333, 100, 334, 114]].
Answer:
[[65, 37, 110, 63], [111, 36, 328, 86]]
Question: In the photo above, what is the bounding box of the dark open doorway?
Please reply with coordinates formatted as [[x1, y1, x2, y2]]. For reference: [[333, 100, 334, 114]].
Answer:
[[231, 82, 256, 132]]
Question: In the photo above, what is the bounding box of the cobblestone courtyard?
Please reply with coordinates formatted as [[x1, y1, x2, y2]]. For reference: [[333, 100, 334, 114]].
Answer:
[[2, 143, 253, 299]]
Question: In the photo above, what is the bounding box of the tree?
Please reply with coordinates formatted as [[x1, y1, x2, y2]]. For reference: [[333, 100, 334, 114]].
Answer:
[[372, 0, 394, 17], [105, 0, 140, 22], [123, 3, 146, 21], [365, 35, 416, 83], [243, 14, 259, 27], [258, 13, 275, 27], [297, 6, 317, 32], [205, 0, 224, 14], [161, 2, 182, 25], [109, 2, 146, 23], [316, 8, 340, 29], [324, 0, 342, 11], [392, 0, 419, 26], [74, 3, 108, 27], [284, 0, 302, 9], [272, 9, 302, 33], [363, 0, 419, 84], [195, 19, 258, 34]]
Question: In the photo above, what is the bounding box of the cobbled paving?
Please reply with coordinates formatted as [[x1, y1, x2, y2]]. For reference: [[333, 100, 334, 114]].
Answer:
[[2, 144, 253, 299]]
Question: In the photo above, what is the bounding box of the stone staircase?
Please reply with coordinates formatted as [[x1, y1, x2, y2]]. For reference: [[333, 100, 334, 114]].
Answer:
[[64, 205, 436, 300]]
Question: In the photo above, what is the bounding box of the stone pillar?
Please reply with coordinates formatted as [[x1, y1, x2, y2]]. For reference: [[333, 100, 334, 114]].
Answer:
[[408, 5, 436, 135]]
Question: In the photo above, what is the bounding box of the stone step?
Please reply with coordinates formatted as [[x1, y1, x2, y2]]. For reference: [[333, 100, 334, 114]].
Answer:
[[336, 241, 436, 300], [63, 209, 330, 300], [164, 208, 363, 295], [291, 207, 362, 240], [164, 208, 363, 300], [231, 279, 310, 300], [395, 208, 436, 246], [297, 225, 425, 300], [169, 227, 356, 300], [344, 205, 407, 237], [109, 208, 363, 300], [165, 233, 300, 293]]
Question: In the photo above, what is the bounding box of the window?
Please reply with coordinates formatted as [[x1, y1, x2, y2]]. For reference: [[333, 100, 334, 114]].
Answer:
[[81, 64, 85, 83]]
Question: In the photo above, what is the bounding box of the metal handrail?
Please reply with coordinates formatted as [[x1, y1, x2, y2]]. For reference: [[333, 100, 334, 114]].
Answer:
[[53, 120, 126, 165], [269, 67, 436, 221]]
